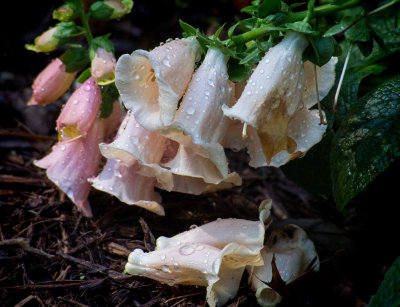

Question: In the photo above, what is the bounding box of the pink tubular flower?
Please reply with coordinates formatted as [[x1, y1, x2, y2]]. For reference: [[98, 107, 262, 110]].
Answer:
[[28, 58, 77, 106], [57, 77, 102, 140], [91, 48, 116, 85], [34, 119, 105, 217]]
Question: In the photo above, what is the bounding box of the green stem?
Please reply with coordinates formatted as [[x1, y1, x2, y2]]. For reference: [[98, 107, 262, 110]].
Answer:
[[231, 0, 361, 44], [79, 0, 93, 44]]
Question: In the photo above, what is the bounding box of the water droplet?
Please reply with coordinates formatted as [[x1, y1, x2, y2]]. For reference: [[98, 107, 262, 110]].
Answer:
[[73, 99, 79, 105], [189, 224, 198, 229], [162, 59, 171, 67], [205, 90, 210, 96], [196, 77, 200, 82], [167, 279, 175, 286], [133, 73, 141, 81], [265, 59, 270, 64], [132, 136, 139, 144], [186, 106, 195, 115], [160, 254, 166, 260], [161, 265, 171, 273], [84, 85, 91, 91], [207, 79, 215, 87], [246, 91, 252, 96], [60, 145, 66, 151], [179, 244, 195, 256], [195, 245, 204, 251], [260, 69, 264, 74]]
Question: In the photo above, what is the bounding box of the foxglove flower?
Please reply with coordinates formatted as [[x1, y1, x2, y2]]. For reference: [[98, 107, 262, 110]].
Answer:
[[248, 224, 319, 307], [90, 158, 165, 215], [163, 48, 234, 178], [115, 37, 202, 130], [57, 77, 102, 141], [125, 201, 271, 307], [34, 120, 104, 217], [28, 58, 77, 106], [91, 48, 116, 85], [223, 32, 335, 165]]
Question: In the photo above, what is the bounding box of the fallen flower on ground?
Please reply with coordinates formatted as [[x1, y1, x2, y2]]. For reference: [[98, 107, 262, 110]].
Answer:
[[247, 224, 319, 307], [28, 58, 77, 106], [223, 32, 336, 166], [115, 37, 202, 130], [125, 200, 271, 307]]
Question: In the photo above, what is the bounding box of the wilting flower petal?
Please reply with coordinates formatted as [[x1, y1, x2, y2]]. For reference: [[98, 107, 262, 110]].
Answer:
[[126, 201, 271, 307], [115, 37, 202, 130], [248, 224, 319, 307], [57, 77, 102, 140], [162, 48, 233, 178], [90, 158, 164, 215], [223, 32, 309, 164], [91, 48, 116, 85], [28, 58, 77, 106], [34, 120, 105, 217]]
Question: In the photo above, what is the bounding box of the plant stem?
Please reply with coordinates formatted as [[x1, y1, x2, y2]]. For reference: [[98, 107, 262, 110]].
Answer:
[[231, 0, 361, 44], [79, 0, 93, 45]]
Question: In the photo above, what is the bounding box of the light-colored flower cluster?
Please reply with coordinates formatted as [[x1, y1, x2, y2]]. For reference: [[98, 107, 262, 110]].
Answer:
[[32, 31, 336, 217], [125, 200, 319, 307]]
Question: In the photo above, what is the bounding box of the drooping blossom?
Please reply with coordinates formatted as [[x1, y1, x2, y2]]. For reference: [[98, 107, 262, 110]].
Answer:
[[28, 58, 77, 106], [90, 0, 133, 20], [223, 32, 336, 166], [35, 101, 122, 217], [248, 224, 319, 307], [57, 77, 102, 141], [125, 200, 271, 307], [91, 48, 116, 85], [115, 37, 202, 130], [162, 47, 234, 178], [34, 120, 104, 217], [90, 158, 165, 215]]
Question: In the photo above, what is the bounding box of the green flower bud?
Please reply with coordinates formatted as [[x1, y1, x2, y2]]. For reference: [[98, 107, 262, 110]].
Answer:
[[90, 0, 133, 20], [53, 1, 77, 22]]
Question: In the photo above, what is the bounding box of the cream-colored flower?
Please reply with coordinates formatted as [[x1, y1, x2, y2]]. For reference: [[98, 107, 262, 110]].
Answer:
[[115, 37, 202, 130], [162, 47, 234, 178], [248, 224, 319, 307], [223, 32, 336, 166], [125, 200, 271, 307]]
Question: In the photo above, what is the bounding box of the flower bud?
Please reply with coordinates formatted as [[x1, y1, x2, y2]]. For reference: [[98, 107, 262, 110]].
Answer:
[[90, 0, 133, 20], [26, 27, 60, 53], [57, 77, 102, 140], [28, 58, 77, 106], [91, 48, 116, 85], [53, 2, 77, 21]]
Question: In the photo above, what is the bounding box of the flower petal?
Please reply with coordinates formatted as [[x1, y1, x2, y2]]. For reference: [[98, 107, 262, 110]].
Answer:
[[248, 224, 319, 307], [302, 57, 338, 109], [34, 120, 104, 217], [115, 37, 201, 130], [90, 158, 164, 215], [223, 32, 309, 163]]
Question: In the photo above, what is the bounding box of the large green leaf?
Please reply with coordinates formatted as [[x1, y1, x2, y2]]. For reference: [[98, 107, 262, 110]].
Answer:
[[368, 256, 400, 307], [330, 77, 400, 210]]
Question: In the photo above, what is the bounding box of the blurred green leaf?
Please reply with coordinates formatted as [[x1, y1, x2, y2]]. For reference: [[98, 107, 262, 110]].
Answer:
[[368, 255, 400, 307], [100, 82, 119, 118], [258, 0, 280, 18], [345, 18, 370, 42], [303, 36, 335, 66], [228, 57, 251, 82], [60, 45, 90, 72]]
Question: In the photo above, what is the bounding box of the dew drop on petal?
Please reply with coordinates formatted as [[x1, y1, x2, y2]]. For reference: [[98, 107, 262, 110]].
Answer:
[[179, 244, 195, 256], [162, 59, 171, 67], [84, 85, 91, 91], [186, 106, 195, 115]]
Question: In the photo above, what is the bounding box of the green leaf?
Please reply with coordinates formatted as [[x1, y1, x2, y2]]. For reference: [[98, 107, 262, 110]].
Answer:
[[368, 256, 400, 307], [345, 18, 370, 42], [180, 20, 197, 38], [76, 67, 92, 83], [258, 0, 280, 18], [323, 16, 356, 37], [89, 34, 114, 60], [100, 82, 119, 118], [89, 1, 114, 20], [285, 21, 314, 34], [228, 57, 251, 82], [59, 45, 90, 72], [369, 7, 400, 48], [330, 77, 400, 210], [303, 36, 335, 66], [53, 22, 81, 40]]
